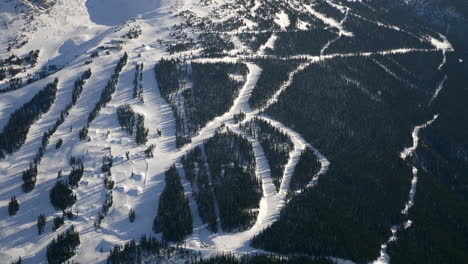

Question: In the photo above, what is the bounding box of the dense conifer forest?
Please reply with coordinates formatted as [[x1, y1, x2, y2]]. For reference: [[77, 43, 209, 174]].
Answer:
[[49, 181, 76, 211], [116, 104, 149, 145], [240, 117, 293, 190], [385, 51, 468, 263], [0, 79, 58, 158], [251, 50, 447, 261], [204, 130, 261, 232], [249, 59, 300, 109], [154, 59, 248, 147], [273, 29, 336, 56], [153, 165, 193, 242], [187, 253, 334, 264], [289, 147, 321, 193], [46, 226, 80, 264], [181, 146, 218, 233]]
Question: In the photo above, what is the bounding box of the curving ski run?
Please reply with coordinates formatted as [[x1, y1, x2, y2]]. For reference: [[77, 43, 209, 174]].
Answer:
[[0, 0, 457, 262], [374, 114, 439, 264]]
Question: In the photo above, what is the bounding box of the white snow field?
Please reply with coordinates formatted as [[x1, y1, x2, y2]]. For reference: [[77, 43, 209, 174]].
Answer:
[[0, 0, 455, 263], [86, 0, 163, 26]]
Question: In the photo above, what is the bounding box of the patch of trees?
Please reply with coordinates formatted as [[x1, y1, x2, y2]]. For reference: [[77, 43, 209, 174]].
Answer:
[[251, 54, 440, 261], [117, 104, 135, 135], [21, 70, 91, 192], [238, 33, 272, 52], [50, 181, 76, 211], [22, 163, 38, 192], [154, 59, 247, 147], [249, 59, 300, 109], [80, 53, 128, 140], [325, 16, 433, 54], [273, 29, 336, 56], [384, 52, 468, 263], [37, 214, 46, 234], [153, 165, 193, 242], [55, 138, 63, 149], [187, 253, 334, 264], [0, 79, 58, 159], [181, 146, 217, 233], [52, 215, 65, 232], [116, 104, 148, 145], [0, 53, 62, 94], [46, 226, 80, 264], [233, 111, 246, 123], [205, 130, 261, 232], [310, 0, 346, 21], [240, 117, 294, 190], [0, 52, 31, 67], [123, 25, 142, 39], [133, 63, 144, 101], [107, 235, 196, 264], [387, 168, 468, 264], [135, 115, 149, 145], [8, 196, 19, 216], [128, 208, 136, 223], [68, 157, 84, 187], [198, 33, 235, 57], [167, 41, 196, 54], [95, 154, 115, 229], [289, 147, 321, 193], [145, 144, 156, 158], [0, 50, 39, 69]]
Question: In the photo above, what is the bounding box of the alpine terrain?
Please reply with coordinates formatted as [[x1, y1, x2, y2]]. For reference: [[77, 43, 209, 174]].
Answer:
[[0, 0, 467, 263]]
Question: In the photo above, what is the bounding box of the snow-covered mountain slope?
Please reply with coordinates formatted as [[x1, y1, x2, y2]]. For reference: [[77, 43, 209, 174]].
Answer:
[[0, 0, 467, 263]]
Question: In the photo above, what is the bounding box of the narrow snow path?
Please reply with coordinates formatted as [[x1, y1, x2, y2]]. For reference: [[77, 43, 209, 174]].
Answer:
[[429, 75, 447, 105], [320, 11, 349, 55], [304, 4, 353, 37], [374, 114, 439, 264]]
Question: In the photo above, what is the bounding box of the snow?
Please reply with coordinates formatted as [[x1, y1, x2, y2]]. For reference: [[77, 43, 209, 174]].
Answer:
[[427, 34, 454, 52], [257, 34, 277, 55], [0, 0, 456, 262], [273, 10, 290, 31], [430, 75, 447, 105], [86, 0, 163, 26], [304, 4, 353, 37], [296, 19, 310, 30], [374, 114, 439, 264]]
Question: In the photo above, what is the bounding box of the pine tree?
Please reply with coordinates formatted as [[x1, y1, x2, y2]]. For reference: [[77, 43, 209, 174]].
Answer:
[[49, 181, 76, 211], [8, 196, 19, 216], [37, 214, 46, 235]]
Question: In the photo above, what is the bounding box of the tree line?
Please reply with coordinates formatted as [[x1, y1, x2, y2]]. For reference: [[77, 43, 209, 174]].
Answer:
[[79, 53, 128, 140]]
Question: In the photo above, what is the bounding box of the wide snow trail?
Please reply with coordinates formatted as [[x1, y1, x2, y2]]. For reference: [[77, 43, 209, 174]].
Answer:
[[178, 63, 262, 154], [255, 116, 330, 189], [374, 114, 439, 264], [72, 56, 181, 263], [178, 164, 216, 250], [208, 125, 279, 253], [0, 54, 120, 263]]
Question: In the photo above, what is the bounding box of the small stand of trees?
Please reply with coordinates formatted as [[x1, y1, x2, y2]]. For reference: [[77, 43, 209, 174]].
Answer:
[[153, 165, 193, 242], [46, 226, 80, 264]]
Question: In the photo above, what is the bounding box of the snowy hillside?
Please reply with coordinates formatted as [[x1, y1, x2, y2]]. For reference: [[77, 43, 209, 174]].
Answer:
[[0, 0, 467, 263]]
